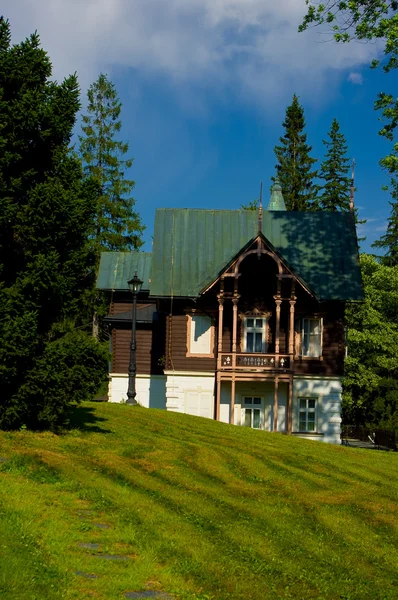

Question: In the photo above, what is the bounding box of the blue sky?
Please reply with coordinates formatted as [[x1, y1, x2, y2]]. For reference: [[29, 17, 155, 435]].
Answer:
[[5, 0, 397, 253]]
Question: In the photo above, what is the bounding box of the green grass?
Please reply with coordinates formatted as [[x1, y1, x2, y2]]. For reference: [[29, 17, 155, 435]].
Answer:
[[0, 403, 397, 600]]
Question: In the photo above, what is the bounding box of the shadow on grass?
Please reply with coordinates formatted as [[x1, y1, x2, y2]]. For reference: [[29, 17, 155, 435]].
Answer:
[[64, 405, 112, 434]]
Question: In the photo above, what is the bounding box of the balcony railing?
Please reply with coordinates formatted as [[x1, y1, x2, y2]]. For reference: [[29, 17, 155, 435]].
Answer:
[[220, 353, 291, 370]]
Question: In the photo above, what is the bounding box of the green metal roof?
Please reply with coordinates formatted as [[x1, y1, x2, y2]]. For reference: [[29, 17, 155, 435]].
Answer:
[[96, 252, 152, 291], [149, 208, 363, 301]]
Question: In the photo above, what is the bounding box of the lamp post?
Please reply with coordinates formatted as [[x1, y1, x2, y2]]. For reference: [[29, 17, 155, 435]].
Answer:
[[126, 272, 143, 405]]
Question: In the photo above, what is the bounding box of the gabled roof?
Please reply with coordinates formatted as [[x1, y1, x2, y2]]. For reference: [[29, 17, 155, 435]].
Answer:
[[96, 252, 152, 292], [149, 208, 363, 301]]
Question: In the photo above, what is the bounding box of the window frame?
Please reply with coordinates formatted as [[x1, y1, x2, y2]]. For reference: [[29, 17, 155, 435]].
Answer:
[[243, 316, 267, 354], [298, 397, 317, 433], [186, 313, 215, 358], [241, 396, 263, 429], [301, 317, 323, 359]]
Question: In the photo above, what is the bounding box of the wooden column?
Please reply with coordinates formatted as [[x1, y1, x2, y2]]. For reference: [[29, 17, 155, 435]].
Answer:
[[287, 377, 293, 434], [273, 376, 279, 432], [289, 280, 296, 358], [232, 296, 239, 354], [216, 294, 224, 422], [216, 373, 221, 421], [217, 295, 224, 355], [274, 298, 282, 355], [230, 376, 236, 425], [274, 277, 282, 355]]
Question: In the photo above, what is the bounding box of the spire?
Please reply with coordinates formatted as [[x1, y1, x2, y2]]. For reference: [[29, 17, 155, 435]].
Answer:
[[267, 176, 286, 211], [349, 158, 356, 213], [258, 181, 263, 232]]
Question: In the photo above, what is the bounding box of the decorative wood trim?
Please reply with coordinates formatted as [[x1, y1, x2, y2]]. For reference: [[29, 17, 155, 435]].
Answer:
[[186, 313, 215, 358]]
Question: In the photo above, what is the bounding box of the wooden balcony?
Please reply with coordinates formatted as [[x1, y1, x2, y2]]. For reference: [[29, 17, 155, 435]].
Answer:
[[219, 352, 291, 371]]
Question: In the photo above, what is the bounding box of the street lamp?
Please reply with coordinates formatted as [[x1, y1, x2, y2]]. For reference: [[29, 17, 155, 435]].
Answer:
[[126, 272, 143, 405]]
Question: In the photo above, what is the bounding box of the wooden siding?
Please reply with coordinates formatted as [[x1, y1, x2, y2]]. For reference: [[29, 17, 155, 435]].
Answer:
[[111, 320, 165, 375], [109, 291, 346, 378], [165, 314, 216, 372]]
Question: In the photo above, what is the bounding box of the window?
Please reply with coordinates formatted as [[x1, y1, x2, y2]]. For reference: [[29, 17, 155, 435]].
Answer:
[[299, 398, 316, 432], [187, 314, 214, 357], [242, 397, 262, 429], [244, 317, 266, 353], [302, 318, 322, 357]]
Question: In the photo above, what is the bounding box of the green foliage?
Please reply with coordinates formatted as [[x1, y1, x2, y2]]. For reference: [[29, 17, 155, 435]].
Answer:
[[79, 73, 145, 255], [0, 19, 108, 430], [373, 178, 398, 266], [17, 331, 109, 430], [273, 94, 318, 210], [343, 254, 398, 431], [300, 1, 398, 73], [300, 1, 398, 253], [318, 118, 351, 211], [241, 199, 258, 210]]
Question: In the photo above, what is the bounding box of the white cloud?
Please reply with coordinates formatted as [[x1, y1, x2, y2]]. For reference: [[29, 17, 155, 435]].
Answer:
[[2, 0, 379, 106], [348, 72, 364, 85]]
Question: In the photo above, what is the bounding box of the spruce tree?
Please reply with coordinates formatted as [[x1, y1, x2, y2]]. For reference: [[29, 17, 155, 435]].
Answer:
[[79, 74, 144, 255], [318, 119, 351, 211], [373, 179, 398, 267], [273, 94, 318, 211], [0, 19, 108, 430]]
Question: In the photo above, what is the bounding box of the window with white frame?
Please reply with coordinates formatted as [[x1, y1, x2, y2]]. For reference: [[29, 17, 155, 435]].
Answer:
[[187, 314, 213, 356], [302, 318, 322, 357], [299, 398, 316, 432], [244, 317, 267, 353], [241, 397, 262, 429]]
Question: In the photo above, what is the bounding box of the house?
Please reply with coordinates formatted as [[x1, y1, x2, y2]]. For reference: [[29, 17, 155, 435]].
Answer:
[[97, 181, 363, 443]]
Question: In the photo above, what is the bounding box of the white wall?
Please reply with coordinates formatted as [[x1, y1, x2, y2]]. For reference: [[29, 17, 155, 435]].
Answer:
[[292, 376, 342, 444], [164, 371, 215, 418], [108, 373, 166, 409]]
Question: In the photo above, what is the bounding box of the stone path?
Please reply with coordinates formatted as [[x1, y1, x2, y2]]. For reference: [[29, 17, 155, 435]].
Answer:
[[75, 509, 173, 598], [75, 571, 99, 580], [125, 593, 174, 599]]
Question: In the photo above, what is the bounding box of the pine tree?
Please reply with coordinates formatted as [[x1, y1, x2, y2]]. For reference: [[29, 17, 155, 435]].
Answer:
[[0, 19, 108, 430], [79, 74, 144, 255], [273, 94, 318, 211], [373, 179, 398, 266], [318, 119, 351, 211]]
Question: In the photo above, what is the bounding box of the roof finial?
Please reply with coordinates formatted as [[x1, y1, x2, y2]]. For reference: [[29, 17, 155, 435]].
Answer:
[[258, 181, 263, 232], [267, 174, 286, 211], [350, 159, 356, 213]]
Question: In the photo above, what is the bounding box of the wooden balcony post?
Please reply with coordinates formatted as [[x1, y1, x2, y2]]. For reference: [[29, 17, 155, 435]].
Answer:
[[273, 376, 279, 432], [274, 298, 282, 355], [230, 376, 236, 425], [287, 376, 293, 433], [289, 299, 296, 357], [232, 296, 239, 355], [217, 295, 224, 357], [216, 372, 221, 421], [289, 280, 296, 358], [216, 293, 224, 422]]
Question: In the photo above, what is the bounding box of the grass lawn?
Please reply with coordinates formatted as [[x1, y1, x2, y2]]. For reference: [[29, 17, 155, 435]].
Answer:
[[0, 402, 397, 600]]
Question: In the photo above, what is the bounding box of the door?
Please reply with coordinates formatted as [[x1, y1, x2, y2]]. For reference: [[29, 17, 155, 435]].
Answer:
[[241, 396, 264, 429]]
